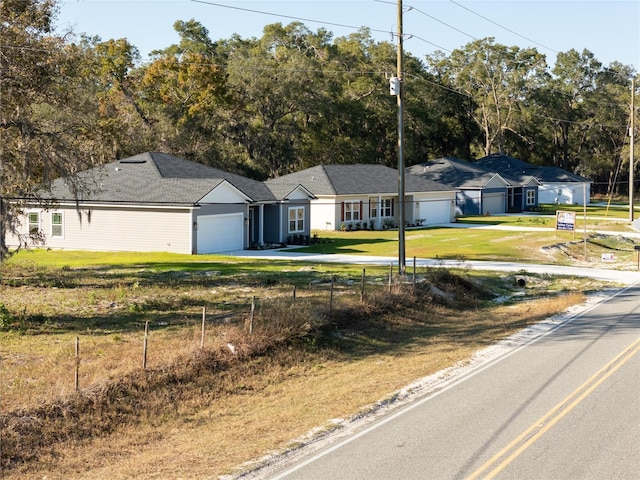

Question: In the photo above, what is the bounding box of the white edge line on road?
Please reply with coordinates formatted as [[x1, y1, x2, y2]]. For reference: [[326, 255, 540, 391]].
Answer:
[[265, 280, 640, 480]]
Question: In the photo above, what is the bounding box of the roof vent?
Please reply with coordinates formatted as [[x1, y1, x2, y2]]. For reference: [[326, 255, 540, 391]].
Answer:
[[119, 160, 147, 164]]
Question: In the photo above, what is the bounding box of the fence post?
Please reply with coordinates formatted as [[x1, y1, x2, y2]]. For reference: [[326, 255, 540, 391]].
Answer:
[[249, 296, 256, 335], [413, 256, 416, 290], [329, 276, 335, 314], [142, 321, 149, 370], [292, 285, 296, 301], [75, 336, 80, 392], [200, 306, 206, 349], [388, 263, 393, 293]]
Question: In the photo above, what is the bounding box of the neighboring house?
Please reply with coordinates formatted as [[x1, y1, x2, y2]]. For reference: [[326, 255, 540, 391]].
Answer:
[[6, 152, 312, 254], [265, 164, 458, 231], [405, 157, 536, 215], [476, 153, 591, 205]]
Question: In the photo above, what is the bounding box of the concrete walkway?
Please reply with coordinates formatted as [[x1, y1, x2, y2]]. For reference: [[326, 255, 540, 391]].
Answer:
[[228, 221, 640, 286], [228, 249, 640, 285]]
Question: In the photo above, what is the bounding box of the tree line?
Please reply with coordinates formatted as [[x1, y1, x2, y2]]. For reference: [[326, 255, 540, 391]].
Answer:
[[0, 0, 638, 257]]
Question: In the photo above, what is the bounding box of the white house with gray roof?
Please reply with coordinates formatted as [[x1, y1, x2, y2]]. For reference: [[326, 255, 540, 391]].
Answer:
[[265, 164, 457, 231], [7, 152, 312, 254]]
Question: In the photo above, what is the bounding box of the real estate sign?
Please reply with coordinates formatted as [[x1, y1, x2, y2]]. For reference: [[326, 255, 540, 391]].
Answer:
[[556, 210, 576, 231]]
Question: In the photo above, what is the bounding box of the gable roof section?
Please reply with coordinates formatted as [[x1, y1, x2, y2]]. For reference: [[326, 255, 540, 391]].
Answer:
[[406, 157, 511, 189], [265, 182, 316, 201], [47, 152, 276, 205], [476, 153, 590, 184], [265, 164, 454, 196]]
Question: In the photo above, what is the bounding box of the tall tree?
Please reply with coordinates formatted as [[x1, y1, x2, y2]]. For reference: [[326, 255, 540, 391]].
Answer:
[[532, 50, 634, 195], [220, 22, 337, 178], [427, 38, 548, 157], [139, 19, 228, 164], [0, 0, 98, 259], [544, 49, 603, 170]]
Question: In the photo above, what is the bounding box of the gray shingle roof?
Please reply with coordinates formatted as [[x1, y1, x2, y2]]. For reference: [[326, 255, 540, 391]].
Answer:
[[265, 164, 454, 196], [47, 152, 276, 204], [406, 157, 508, 188], [264, 182, 315, 200], [476, 154, 590, 183]]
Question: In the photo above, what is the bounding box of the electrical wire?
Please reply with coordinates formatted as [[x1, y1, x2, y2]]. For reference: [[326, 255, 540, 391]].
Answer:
[[2, 0, 633, 127], [190, 0, 394, 36], [448, 0, 559, 56]]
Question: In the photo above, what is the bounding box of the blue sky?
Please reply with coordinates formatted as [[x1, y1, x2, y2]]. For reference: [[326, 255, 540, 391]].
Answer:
[[57, 0, 639, 70]]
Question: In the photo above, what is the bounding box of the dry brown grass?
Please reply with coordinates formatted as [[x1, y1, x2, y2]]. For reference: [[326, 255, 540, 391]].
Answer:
[[0, 265, 594, 479]]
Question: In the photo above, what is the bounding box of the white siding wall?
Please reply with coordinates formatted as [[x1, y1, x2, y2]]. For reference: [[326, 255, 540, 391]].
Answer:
[[538, 183, 591, 205], [310, 198, 338, 231], [7, 206, 194, 254]]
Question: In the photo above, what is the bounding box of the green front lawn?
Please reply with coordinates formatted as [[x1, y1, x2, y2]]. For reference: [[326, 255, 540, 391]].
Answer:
[[297, 227, 574, 263]]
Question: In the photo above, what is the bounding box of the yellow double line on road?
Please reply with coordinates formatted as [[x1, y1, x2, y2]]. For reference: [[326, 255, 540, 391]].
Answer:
[[467, 337, 640, 480]]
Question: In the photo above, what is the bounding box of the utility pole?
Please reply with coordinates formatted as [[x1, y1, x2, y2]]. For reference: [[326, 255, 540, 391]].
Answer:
[[631, 77, 636, 223], [396, 0, 406, 274]]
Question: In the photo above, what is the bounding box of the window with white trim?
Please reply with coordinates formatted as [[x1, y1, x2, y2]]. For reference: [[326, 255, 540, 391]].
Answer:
[[344, 202, 361, 221], [369, 198, 378, 218], [381, 198, 393, 217], [28, 212, 40, 235], [288, 206, 305, 233], [526, 190, 536, 206], [51, 212, 63, 237]]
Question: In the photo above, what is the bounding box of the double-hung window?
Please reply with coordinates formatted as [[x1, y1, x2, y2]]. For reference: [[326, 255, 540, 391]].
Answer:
[[28, 212, 40, 235], [288, 207, 305, 233], [526, 190, 536, 206], [344, 202, 361, 222], [369, 198, 378, 218], [51, 212, 63, 237], [381, 199, 393, 217]]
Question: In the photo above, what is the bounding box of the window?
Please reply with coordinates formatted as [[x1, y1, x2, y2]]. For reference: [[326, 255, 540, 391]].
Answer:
[[344, 202, 361, 222], [526, 190, 536, 206], [51, 212, 63, 237], [28, 212, 40, 235], [526, 190, 535, 206], [381, 198, 394, 217], [369, 198, 378, 218], [288, 207, 305, 233]]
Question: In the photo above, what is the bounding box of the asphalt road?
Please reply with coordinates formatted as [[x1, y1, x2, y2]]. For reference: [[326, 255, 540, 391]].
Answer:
[[255, 283, 640, 480]]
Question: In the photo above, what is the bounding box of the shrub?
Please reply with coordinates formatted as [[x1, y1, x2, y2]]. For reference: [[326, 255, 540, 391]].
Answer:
[[0, 302, 14, 329]]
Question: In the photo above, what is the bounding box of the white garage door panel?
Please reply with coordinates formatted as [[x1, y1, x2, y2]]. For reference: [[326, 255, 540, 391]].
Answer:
[[419, 200, 451, 225], [197, 214, 244, 253], [482, 193, 505, 215]]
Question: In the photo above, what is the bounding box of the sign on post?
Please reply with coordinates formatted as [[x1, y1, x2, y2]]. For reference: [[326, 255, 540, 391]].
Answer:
[[556, 211, 576, 231]]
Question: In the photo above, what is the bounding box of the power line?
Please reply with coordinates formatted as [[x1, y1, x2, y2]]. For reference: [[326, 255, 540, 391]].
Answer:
[[409, 3, 476, 42], [449, 0, 559, 56], [190, 0, 394, 36], [407, 34, 451, 53]]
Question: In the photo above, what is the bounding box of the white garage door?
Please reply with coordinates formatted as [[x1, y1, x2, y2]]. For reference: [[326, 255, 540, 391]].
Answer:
[[482, 192, 505, 215], [197, 213, 244, 253], [418, 200, 452, 225]]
